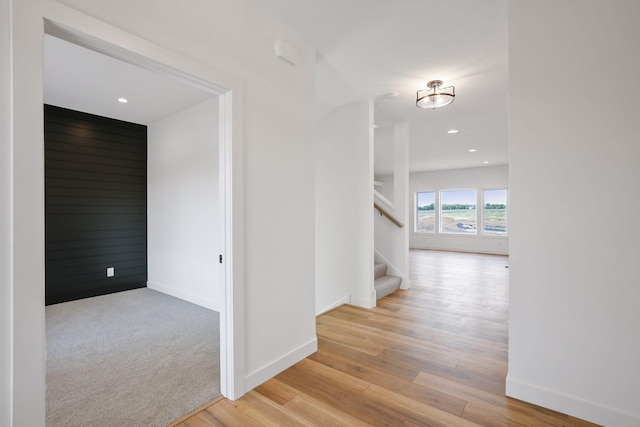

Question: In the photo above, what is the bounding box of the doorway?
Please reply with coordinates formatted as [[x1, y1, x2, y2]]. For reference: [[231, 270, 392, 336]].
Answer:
[[41, 19, 238, 424]]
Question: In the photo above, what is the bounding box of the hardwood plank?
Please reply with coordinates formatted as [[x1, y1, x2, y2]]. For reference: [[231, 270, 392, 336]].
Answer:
[[415, 372, 593, 426], [226, 390, 311, 426], [377, 347, 506, 396], [283, 393, 371, 427], [414, 371, 553, 427], [181, 415, 221, 427], [325, 305, 436, 342], [318, 313, 440, 358], [168, 398, 224, 427], [315, 319, 386, 356], [199, 400, 264, 427], [276, 360, 404, 426], [462, 400, 598, 427], [174, 250, 601, 427], [414, 370, 506, 407], [254, 378, 300, 406], [492, 341, 509, 353], [454, 356, 508, 381], [362, 384, 482, 427], [316, 336, 436, 378], [289, 358, 370, 393], [309, 341, 467, 417]]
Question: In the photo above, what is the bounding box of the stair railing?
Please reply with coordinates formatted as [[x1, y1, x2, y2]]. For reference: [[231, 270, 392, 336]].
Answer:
[[374, 202, 404, 228]]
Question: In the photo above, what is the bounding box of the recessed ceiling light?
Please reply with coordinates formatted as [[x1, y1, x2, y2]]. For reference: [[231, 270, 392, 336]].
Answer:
[[117, 97, 128, 103], [468, 149, 477, 153], [447, 129, 459, 134], [483, 161, 489, 164]]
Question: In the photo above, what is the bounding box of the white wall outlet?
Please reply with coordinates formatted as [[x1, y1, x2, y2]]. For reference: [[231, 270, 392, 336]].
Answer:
[[106, 267, 115, 278]]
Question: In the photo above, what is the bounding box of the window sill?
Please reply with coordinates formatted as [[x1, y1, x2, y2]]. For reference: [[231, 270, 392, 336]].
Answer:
[[412, 232, 508, 239]]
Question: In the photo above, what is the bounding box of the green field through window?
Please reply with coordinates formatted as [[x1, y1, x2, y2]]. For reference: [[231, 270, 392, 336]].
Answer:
[[415, 188, 507, 236], [483, 189, 507, 234], [440, 190, 476, 234], [416, 191, 435, 232]]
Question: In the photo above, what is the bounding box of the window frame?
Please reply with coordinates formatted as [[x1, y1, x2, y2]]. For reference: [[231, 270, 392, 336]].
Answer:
[[481, 188, 508, 236], [413, 187, 508, 238], [414, 190, 436, 233], [438, 188, 478, 235]]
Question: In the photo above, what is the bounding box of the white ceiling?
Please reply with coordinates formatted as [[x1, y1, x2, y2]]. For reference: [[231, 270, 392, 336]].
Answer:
[[44, 0, 508, 174], [248, 0, 509, 174], [44, 34, 214, 125]]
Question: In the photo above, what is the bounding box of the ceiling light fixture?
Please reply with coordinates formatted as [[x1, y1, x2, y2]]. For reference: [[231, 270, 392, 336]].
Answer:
[[447, 129, 459, 134], [117, 97, 128, 103], [469, 149, 477, 153], [416, 80, 455, 109], [483, 161, 489, 164]]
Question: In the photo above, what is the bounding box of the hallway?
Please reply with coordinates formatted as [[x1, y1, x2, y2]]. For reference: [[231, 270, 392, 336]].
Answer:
[[173, 250, 597, 426]]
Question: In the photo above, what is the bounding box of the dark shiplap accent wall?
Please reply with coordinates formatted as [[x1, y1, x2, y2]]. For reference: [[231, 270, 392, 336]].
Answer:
[[45, 104, 147, 305]]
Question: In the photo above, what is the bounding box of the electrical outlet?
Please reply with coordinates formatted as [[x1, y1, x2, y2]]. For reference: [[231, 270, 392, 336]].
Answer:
[[106, 267, 115, 278]]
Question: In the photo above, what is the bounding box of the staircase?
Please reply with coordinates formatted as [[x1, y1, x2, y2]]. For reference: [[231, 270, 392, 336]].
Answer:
[[374, 262, 402, 300]]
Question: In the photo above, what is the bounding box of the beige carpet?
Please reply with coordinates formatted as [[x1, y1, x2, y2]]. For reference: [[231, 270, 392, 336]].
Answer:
[[46, 288, 220, 427]]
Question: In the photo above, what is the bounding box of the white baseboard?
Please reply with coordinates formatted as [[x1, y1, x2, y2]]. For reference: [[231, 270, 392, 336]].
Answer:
[[410, 243, 509, 256], [147, 281, 222, 312], [317, 295, 350, 316], [244, 337, 318, 391], [350, 291, 376, 309], [506, 375, 640, 427], [409, 245, 509, 255]]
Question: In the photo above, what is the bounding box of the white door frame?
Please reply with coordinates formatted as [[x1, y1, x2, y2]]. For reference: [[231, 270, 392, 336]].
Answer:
[[10, 3, 245, 424], [42, 12, 245, 399]]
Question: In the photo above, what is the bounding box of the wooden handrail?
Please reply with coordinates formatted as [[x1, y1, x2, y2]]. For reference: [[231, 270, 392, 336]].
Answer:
[[374, 202, 404, 228]]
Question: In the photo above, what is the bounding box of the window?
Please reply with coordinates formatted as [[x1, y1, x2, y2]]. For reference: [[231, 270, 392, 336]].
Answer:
[[483, 189, 507, 235], [414, 187, 507, 237], [415, 191, 435, 232], [440, 189, 477, 234]]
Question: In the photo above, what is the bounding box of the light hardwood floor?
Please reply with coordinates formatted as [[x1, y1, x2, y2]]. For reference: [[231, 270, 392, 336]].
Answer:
[[172, 250, 599, 427]]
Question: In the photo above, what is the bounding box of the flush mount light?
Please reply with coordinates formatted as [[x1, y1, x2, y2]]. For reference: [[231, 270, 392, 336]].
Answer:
[[117, 97, 128, 103], [483, 161, 489, 164], [469, 149, 477, 153], [447, 129, 459, 134], [416, 80, 455, 109]]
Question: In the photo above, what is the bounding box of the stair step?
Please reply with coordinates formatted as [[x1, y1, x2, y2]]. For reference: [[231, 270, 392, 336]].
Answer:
[[374, 262, 388, 280], [375, 275, 402, 300]]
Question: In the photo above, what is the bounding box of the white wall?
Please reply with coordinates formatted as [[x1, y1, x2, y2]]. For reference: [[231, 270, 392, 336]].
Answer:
[[7, 0, 47, 425], [147, 98, 222, 311], [409, 165, 509, 255], [508, 1, 640, 425], [0, 0, 12, 424], [374, 173, 394, 202], [316, 99, 375, 313], [6, 0, 317, 423], [374, 123, 409, 287]]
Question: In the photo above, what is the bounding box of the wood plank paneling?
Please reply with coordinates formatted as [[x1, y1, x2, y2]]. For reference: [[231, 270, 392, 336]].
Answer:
[[45, 104, 147, 305], [171, 250, 601, 427]]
